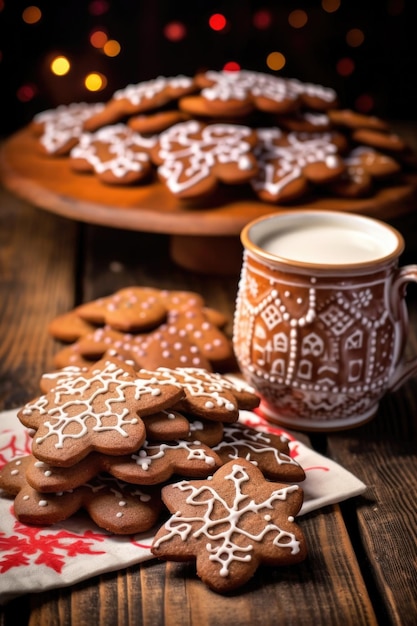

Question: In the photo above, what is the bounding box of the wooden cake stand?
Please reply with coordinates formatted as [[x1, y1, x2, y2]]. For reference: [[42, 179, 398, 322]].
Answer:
[[1, 126, 417, 274]]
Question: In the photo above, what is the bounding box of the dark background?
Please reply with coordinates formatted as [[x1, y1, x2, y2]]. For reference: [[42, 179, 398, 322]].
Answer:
[[0, 0, 416, 137]]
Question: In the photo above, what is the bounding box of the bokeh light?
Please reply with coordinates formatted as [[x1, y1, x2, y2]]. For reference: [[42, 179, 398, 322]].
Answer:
[[346, 28, 365, 48], [22, 5, 42, 24], [336, 57, 355, 77], [88, 0, 109, 16], [90, 29, 108, 48], [85, 72, 107, 91], [355, 93, 374, 113], [103, 39, 121, 57], [253, 10, 272, 29], [209, 13, 227, 32], [16, 83, 37, 102], [288, 10, 308, 29], [223, 61, 240, 72], [164, 21, 187, 42], [321, 0, 341, 13], [50, 56, 70, 76], [267, 51, 286, 71]]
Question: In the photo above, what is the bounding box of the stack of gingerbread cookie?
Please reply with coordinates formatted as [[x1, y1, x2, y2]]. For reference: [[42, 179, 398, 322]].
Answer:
[[0, 357, 307, 591], [30, 69, 415, 205], [47, 286, 237, 372]]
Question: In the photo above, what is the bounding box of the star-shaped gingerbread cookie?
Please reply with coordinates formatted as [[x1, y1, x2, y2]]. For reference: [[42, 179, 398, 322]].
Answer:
[[143, 367, 260, 422], [152, 458, 307, 592], [212, 423, 305, 482], [18, 357, 184, 466]]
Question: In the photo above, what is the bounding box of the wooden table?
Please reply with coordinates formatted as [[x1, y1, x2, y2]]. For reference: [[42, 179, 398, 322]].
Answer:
[[1, 124, 417, 625]]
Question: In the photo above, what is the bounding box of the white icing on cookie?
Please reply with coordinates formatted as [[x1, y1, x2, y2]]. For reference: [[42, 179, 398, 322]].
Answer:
[[153, 463, 301, 576]]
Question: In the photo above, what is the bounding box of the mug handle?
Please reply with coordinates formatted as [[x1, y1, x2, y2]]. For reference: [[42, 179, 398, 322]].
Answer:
[[388, 264, 417, 391]]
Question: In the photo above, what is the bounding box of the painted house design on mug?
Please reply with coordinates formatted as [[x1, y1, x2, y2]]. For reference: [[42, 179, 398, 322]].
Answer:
[[234, 252, 395, 422]]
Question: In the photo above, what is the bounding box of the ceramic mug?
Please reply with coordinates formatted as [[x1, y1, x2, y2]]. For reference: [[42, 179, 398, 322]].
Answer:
[[233, 209, 417, 431]]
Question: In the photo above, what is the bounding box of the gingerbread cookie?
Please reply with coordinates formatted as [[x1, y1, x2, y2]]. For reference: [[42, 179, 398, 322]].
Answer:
[[148, 367, 259, 422], [151, 120, 259, 199], [187, 417, 224, 447], [180, 70, 300, 118], [327, 109, 390, 132], [129, 324, 213, 371], [351, 127, 407, 153], [142, 409, 191, 441], [0, 456, 162, 534], [128, 110, 190, 134], [31, 102, 105, 156], [212, 423, 305, 482], [151, 458, 307, 592], [251, 128, 346, 203], [286, 78, 338, 111], [48, 311, 96, 343], [277, 111, 332, 133], [70, 124, 156, 185], [83, 75, 197, 132], [329, 146, 401, 197], [17, 357, 184, 467], [25, 436, 223, 490], [75, 287, 167, 332]]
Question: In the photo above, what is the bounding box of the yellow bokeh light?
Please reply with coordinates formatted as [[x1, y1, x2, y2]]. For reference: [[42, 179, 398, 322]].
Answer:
[[85, 72, 107, 92], [288, 10, 308, 28], [103, 39, 121, 57], [346, 28, 365, 47], [267, 51, 286, 72], [22, 5, 42, 24], [321, 0, 340, 13], [50, 56, 70, 76]]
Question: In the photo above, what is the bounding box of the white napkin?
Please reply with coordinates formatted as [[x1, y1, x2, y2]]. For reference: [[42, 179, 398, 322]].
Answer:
[[0, 407, 366, 604]]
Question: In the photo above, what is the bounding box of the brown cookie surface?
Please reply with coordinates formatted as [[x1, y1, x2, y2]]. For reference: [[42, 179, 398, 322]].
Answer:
[[152, 458, 307, 592], [151, 120, 259, 199], [70, 124, 156, 185], [18, 357, 184, 466], [0, 456, 162, 534], [212, 423, 305, 482]]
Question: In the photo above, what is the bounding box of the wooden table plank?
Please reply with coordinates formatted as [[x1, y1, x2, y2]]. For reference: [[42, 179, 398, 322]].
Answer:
[[327, 383, 417, 626], [0, 190, 79, 410], [24, 506, 377, 626]]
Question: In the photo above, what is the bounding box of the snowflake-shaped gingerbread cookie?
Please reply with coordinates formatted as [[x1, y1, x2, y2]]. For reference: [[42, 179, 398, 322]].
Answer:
[[251, 128, 346, 203], [31, 102, 105, 156], [329, 146, 401, 197], [144, 367, 260, 422], [179, 70, 337, 119], [83, 75, 197, 132], [212, 423, 305, 482], [18, 357, 184, 467], [151, 120, 259, 199], [70, 124, 156, 185], [151, 458, 307, 592]]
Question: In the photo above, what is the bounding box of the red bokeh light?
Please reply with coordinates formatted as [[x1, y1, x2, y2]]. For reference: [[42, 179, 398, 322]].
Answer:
[[164, 21, 187, 42], [336, 57, 355, 76], [16, 83, 37, 102], [209, 13, 227, 31], [355, 93, 374, 113], [223, 61, 241, 72], [88, 0, 109, 16], [253, 10, 272, 29]]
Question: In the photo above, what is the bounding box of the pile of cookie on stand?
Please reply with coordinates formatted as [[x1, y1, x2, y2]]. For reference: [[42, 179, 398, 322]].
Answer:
[[0, 286, 307, 594], [29, 69, 415, 205]]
